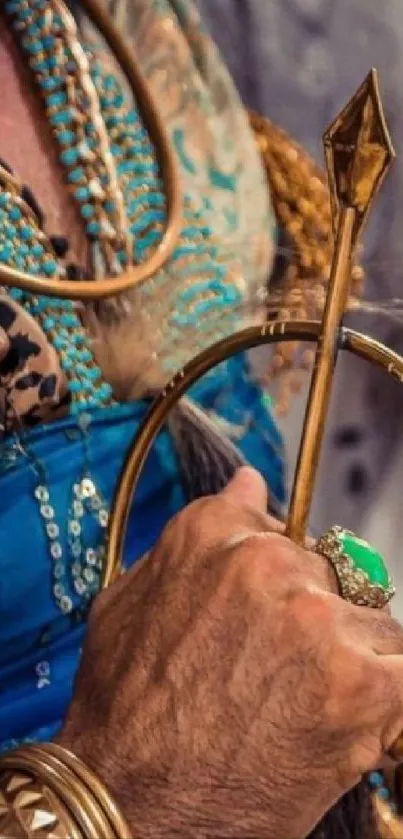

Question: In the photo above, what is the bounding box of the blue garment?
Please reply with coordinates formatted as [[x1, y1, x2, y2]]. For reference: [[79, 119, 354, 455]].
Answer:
[[0, 355, 284, 752]]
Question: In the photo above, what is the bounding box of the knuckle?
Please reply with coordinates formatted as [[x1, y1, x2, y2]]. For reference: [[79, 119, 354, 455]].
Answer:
[[327, 648, 367, 709], [283, 586, 334, 631], [167, 495, 230, 539], [374, 613, 403, 654], [325, 651, 389, 738], [157, 496, 214, 555], [229, 532, 297, 594]]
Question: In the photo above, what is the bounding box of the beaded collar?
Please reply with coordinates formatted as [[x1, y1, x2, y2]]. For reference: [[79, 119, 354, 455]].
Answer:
[[0, 0, 245, 427], [0, 0, 251, 620]]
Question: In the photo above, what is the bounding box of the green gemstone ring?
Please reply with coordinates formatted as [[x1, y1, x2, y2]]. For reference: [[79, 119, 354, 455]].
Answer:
[[315, 527, 395, 608]]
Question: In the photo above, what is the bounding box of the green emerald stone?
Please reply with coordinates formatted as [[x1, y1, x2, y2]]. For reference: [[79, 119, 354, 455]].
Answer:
[[339, 530, 389, 588]]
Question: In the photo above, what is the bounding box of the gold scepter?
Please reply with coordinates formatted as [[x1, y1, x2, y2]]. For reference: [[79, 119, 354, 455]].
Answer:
[[286, 68, 395, 543], [103, 68, 397, 581]]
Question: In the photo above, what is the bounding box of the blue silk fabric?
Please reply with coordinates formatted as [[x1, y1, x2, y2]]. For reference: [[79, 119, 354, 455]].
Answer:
[[0, 355, 284, 751]]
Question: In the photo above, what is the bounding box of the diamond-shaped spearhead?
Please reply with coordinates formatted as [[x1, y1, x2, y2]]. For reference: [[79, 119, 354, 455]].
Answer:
[[323, 68, 395, 245]]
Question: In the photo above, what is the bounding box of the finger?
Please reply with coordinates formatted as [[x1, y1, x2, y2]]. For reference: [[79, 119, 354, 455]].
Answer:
[[361, 611, 403, 656], [374, 656, 403, 756], [331, 598, 403, 656], [222, 466, 268, 512], [0, 326, 9, 362]]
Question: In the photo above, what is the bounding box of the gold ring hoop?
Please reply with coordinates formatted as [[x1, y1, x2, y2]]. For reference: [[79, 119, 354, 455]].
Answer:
[[102, 319, 403, 587]]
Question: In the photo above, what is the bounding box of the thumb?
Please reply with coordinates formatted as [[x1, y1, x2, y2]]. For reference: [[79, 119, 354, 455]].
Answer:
[[222, 467, 268, 513]]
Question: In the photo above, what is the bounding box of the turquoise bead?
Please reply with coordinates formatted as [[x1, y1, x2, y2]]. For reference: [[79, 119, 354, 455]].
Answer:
[[38, 77, 62, 92], [87, 221, 101, 235], [80, 204, 94, 219], [69, 380, 83, 394], [130, 209, 165, 234], [104, 75, 117, 91], [134, 230, 160, 253], [58, 129, 75, 146], [50, 109, 74, 127], [53, 337, 66, 351], [68, 168, 85, 184], [42, 35, 55, 49], [18, 226, 33, 241], [26, 23, 41, 37], [0, 244, 12, 261], [75, 187, 90, 202], [43, 259, 57, 276], [117, 160, 158, 176], [97, 383, 113, 399], [10, 288, 23, 301], [43, 317, 56, 330], [31, 58, 49, 72], [105, 114, 119, 127], [22, 38, 43, 55], [60, 147, 79, 166], [46, 90, 67, 108]]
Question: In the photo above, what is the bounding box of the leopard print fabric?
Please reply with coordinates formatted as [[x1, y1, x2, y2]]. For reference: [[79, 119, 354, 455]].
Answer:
[[0, 294, 69, 435]]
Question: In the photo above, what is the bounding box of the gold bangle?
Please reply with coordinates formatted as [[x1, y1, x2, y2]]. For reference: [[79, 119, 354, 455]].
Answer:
[[25, 746, 109, 839], [0, 744, 131, 839], [33, 744, 131, 839]]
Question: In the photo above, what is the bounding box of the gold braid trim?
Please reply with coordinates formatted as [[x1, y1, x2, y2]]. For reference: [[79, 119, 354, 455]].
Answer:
[[0, 744, 131, 839], [249, 111, 364, 413]]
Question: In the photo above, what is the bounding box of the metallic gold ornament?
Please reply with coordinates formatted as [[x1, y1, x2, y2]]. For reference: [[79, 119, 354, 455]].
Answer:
[[315, 526, 395, 607]]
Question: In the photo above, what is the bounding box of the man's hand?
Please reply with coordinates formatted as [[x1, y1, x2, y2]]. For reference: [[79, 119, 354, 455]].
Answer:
[[60, 468, 403, 839]]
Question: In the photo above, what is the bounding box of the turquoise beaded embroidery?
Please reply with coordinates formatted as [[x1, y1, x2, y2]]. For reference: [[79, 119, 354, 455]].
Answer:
[[6, 0, 131, 273], [0, 168, 112, 411], [91, 63, 241, 343], [5, 0, 243, 374]]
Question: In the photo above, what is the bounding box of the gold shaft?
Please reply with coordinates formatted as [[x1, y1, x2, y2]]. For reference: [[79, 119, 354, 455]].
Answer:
[[285, 206, 356, 543]]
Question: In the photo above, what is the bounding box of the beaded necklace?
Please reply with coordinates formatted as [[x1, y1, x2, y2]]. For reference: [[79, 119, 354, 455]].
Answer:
[[33, 404, 109, 615], [0, 0, 244, 621], [5, 0, 243, 380]]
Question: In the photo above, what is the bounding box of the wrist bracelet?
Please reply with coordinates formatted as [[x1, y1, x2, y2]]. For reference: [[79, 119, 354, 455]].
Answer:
[[0, 742, 131, 838]]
